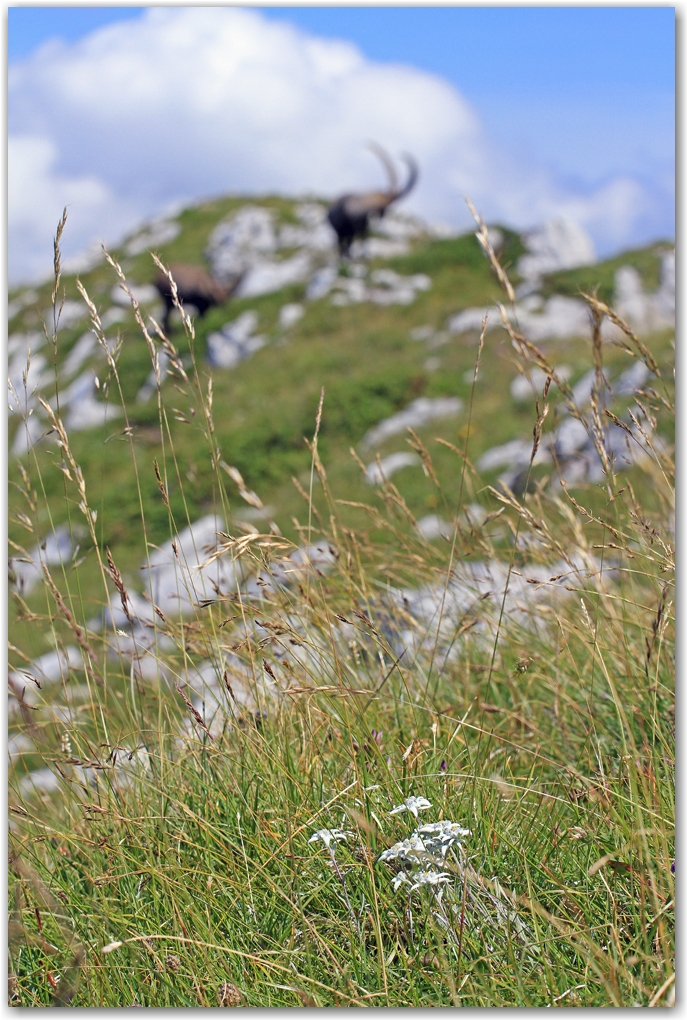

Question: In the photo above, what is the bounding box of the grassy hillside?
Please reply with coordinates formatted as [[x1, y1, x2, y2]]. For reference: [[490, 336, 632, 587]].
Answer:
[[8, 199, 674, 1006], [8, 199, 674, 630]]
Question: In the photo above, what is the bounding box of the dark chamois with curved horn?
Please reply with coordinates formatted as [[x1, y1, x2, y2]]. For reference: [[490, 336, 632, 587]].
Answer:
[[327, 145, 419, 258], [154, 264, 244, 334]]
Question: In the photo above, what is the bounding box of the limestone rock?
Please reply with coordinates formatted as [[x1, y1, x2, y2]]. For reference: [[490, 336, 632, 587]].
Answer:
[[517, 218, 596, 282], [363, 396, 462, 450], [206, 310, 266, 369], [364, 451, 421, 486]]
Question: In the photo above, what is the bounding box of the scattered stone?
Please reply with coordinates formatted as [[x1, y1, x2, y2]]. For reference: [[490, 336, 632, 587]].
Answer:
[[101, 306, 128, 329], [239, 252, 312, 298], [8, 733, 35, 760], [364, 451, 421, 486], [62, 240, 106, 275], [62, 331, 98, 378], [10, 524, 80, 596], [614, 253, 674, 333], [8, 289, 39, 322], [206, 311, 266, 369], [50, 299, 88, 333], [125, 216, 181, 256], [206, 205, 320, 298], [570, 369, 601, 408], [554, 416, 590, 457], [8, 330, 45, 361], [141, 515, 245, 618], [110, 283, 159, 308], [477, 401, 660, 492], [463, 503, 487, 527], [449, 247, 674, 343], [362, 396, 462, 450], [11, 415, 45, 457], [16, 768, 61, 797], [8, 351, 50, 420], [278, 303, 304, 329], [350, 237, 412, 260], [136, 352, 171, 404], [58, 370, 122, 432], [450, 295, 589, 343], [416, 514, 454, 540], [510, 365, 571, 401], [206, 206, 279, 278], [331, 268, 430, 307], [372, 211, 425, 242], [93, 586, 158, 633], [278, 202, 333, 251], [234, 505, 275, 521], [306, 264, 338, 300], [447, 307, 491, 335], [478, 439, 535, 474], [517, 218, 596, 283], [9, 646, 83, 691], [242, 540, 337, 600], [426, 220, 464, 239], [613, 360, 650, 396]]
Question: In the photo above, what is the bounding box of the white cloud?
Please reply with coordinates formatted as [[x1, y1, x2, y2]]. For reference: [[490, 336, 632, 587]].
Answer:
[[8, 136, 143, 281], [8, 7, 673, 284]]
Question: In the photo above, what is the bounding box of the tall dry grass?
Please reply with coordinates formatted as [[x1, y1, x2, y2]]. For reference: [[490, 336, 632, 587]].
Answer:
[[8, 208, 674, 1006]]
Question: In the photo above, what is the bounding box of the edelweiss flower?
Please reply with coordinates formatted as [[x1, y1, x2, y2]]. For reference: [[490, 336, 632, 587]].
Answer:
[[378, 833, 427, 863], [308, 828, 353, 850], [417, 820, 471, 839], [409, 870, 452, 892], [389, 795, 432, 819], [416, 820, 471, 857]]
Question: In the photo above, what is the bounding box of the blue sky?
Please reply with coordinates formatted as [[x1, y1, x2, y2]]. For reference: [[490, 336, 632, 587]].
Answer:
[[9, 7, 674, 91], [8, 6, 675, 282]]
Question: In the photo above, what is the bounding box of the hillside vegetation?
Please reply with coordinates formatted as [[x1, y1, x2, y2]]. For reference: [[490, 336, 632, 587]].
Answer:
[[8, 197, 674, 1006]]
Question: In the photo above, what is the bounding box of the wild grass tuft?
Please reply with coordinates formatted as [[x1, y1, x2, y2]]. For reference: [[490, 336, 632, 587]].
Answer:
[[8, 210, 674, 1007]]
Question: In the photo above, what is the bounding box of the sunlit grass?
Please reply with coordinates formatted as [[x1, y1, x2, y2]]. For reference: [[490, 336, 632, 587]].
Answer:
[[8, 208, 674, 1006]]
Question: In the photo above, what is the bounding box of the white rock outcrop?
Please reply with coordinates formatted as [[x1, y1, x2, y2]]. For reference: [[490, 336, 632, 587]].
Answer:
[[111, 283, 159, 307], [141, 515, 243, 618], [448, 248, 674, 344], [364, 451, 421, 486], [278, 303, 304, 329], [206, 310, 266, 369], [517, 218, 596, 283], [614, 251, 675, 333], [363, 396, 462, 450], [9, 524, 81, 596], [510, 365, 572, 401], [330, 267, 430, 307], [416, 514, 454, 540], [125, 215, 181, 256]]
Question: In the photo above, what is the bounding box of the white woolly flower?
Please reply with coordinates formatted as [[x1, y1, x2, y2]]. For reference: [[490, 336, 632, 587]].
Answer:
[[409, 870, 452, 892], [378, 833, 427, 863], [392, 872, 411, 892], [389, 795, 432, 819], [416, 820, 471, 857], [308, 828, 353, 850]]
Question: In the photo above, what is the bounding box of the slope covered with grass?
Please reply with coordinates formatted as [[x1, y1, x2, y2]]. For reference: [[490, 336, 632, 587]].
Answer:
[[8, 200, 674, 1006]]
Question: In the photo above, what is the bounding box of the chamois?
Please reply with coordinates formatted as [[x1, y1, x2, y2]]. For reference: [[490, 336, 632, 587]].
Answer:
[[154, 264, 243, 334], [327, 145, 419, 258]]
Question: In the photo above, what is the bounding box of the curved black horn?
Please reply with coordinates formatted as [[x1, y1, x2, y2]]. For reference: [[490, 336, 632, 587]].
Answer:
[[396, 154, 419, 200], [365, 142, 398, 194]]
